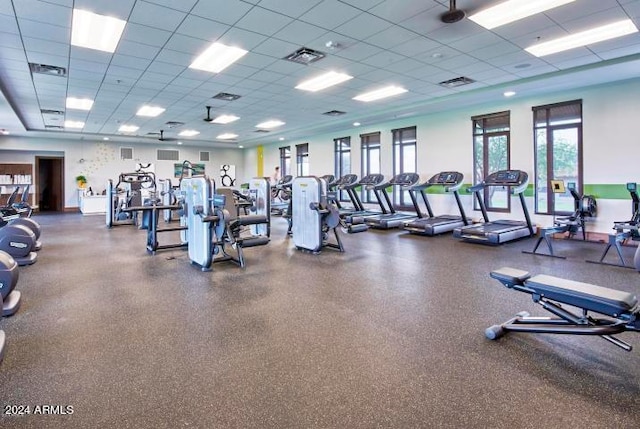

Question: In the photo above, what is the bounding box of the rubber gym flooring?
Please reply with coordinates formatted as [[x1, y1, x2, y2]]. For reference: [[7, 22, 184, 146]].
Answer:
[[0, 212, 639, 428]]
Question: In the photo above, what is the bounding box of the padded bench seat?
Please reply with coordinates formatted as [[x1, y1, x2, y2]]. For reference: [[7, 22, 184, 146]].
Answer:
[[526, 274, 638, 318]]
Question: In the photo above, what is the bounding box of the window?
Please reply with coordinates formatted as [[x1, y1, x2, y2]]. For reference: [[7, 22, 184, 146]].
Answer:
[[296, 143, 309, 176], [392, 126, 416, 207], [360, 132, 380, 203], [279, 146, 291, 177], [334, 137, 350, 201], [472, 111, 510, 212], [533, 100, 583, 215]]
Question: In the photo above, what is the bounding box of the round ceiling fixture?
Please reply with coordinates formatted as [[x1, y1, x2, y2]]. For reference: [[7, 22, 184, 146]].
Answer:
[[441, 0, 465, 24]]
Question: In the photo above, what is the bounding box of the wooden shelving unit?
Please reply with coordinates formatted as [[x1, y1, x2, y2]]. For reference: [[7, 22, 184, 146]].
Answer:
[[0, 163, 33, 206]]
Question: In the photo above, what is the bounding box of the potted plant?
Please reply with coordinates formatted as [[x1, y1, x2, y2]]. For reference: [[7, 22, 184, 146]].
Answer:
[[75, 174, 87, 188]]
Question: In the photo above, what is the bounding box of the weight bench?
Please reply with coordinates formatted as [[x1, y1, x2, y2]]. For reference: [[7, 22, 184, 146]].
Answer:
[[487, 267, 640, 351]]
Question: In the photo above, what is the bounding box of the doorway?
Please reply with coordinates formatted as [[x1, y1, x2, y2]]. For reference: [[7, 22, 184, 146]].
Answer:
[[36, 156, 64, 212]]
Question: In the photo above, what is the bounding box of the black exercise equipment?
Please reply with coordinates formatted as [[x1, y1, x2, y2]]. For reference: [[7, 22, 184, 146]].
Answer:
[[453, 169, 536, 244], [403, 171, 469, 236], [106, 171, 157, 228], [586, 182, 640, 268], [365, 173, 422, 229], [523, 182, 597, 258], [0, 186, 20, 220], [343, 173, 388, 225], [10, 217, 41, 250], [0, 250, 20, 317], [486, 266, 640, 351], [0, 217, 37, 266]]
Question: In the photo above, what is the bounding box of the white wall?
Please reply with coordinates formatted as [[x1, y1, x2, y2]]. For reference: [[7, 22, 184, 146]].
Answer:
[[244, 78, 640, 234], [0, 137, 244, 208]]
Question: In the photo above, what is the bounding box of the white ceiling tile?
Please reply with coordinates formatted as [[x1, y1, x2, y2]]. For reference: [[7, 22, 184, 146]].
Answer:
[[155, 48, 192, 66], [23, 37, 68, 57], [273, 20, 327, 45], [337, 0, 384, 10], [144, 0, 199, 12], [333, 12, 392, 40], [545, 0, 620, 22], [542, 46, 594, 62], [249, 70, 286, 83], [218, 27, 269, 51], [561, 7, 629, 33], [235, 52, 277, 69], [364, 25, 418, 50], [334, 42, 383, 61], [547, 54, 602, 70], [489, 14, 557, 41], [70, 46, 113, 64], [129, 1, 187, 31], [13, 0, 71, 27], [257, 0, 323, 18], [425, 20, 485, 44], [0, 46, 26, 61], [391, 36, 442, 57], [170, 77, 203, 89], [399, 8, 447, 35], [68, 68, 104, 82], [111, 54, 153, 71], [223, 63, 260, 78], [69, 58, 109, 74], [149, 61, 187, 76], [191, 0, 253, 25], [596, 42, 640, 59], [177, 68, 214, 81], [140, 71, 175, 84], [73, 0, 134, 20], [165, 34, 209, 55], [253, 38, 300, 58], [490, 51, 538, 68], [300, 0, 362, 30], [121, 23, 173, 47], [360, 50, 405, 68], [510, 65, 558, 79], [17, 18, 70, 44], [369, 0, 437, 23], [175, 15, 229, 41], [467, 41, 522, 61], [206, 73, 244, 86], [106, 65, 145, 80], [0, 14, 19, 34], [115, 40, 161, 60], [235, 7, 293, 36], [448, 32, 509, 53], [588, 32, 640, 53]]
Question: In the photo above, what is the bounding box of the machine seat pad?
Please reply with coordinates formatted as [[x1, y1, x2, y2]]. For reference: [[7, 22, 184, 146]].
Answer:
[[490, 267, 531, 287], [237, 236, 270, 248], [526, 274, 638, 317], [230, 215, 267, 230]]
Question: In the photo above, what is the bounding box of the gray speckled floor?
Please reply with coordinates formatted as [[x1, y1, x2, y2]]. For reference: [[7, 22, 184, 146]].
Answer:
[[0, 213, 639, 428]]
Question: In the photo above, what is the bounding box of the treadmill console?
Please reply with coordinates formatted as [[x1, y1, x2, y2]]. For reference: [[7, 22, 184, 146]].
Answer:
[[335, 174, 359, 187], [627, 182, 637, 193], [486, 170, 524, 185], [390, 173, 419, 186], [432, 171, 463, 185], [359, 174, 385, 186]]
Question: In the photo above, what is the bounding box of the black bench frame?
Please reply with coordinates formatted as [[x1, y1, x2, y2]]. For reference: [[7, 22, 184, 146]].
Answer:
[[487, 267, 640, 351]]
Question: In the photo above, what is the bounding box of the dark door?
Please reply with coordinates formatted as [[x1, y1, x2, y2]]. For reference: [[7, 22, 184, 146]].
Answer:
[[36, 157, 64, 212]]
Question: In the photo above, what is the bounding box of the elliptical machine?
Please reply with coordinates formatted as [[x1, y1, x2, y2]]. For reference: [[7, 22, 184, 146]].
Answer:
[[0, 216, 37, 266], [0, 250, 21, 363]]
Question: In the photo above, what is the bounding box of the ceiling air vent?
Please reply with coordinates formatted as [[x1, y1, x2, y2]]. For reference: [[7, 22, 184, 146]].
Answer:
[[165, 121, 184, 128], [146, 132, 161, 136], [44, 125, 63, 130], [29, 63, 67, 77], [41, 109, 64, 115], [212, 92, 241, 101], [284, 47, 325, 65], [323, 110, 346, 116], [439, 76, 475, 88], [254, 129, 270, 133], [200, 151, 210, 162]]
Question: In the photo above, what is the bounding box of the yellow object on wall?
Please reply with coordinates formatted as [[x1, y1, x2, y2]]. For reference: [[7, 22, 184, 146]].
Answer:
[[257, 145, 264, 177]]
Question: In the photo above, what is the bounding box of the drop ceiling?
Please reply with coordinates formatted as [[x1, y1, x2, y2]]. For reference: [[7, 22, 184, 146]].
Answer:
[[0, 0, 639, 148]]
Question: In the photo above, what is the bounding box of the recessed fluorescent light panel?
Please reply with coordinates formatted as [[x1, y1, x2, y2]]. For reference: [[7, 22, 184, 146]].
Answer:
[[136, 105, 165, 117], [71, 9, 127, 53], [295, 71, 353, 92], [118, 124, 139, 133], [178, 130, 200, 137], [212, 115, 240, 124], [256, 120, 285, 129], [66, 97, 94, 110], [64, 120, 84, 129], [217, 133, 238, 140], [353, 86, 408, 102], [526, 19, 639, 57], [504, 91, 516, 97], [189, 42, 248, 73], [469, 0, 575, 30]]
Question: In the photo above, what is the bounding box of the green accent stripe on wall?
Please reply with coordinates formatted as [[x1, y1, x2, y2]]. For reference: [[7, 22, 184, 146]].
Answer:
[[584, 184, 633, 200]]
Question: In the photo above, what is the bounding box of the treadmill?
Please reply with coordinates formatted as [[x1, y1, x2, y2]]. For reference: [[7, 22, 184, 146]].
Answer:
[[343, 174, 388, 223], [403, 171, 470, 235], [364, 173, 422, 229], [327, 174, 358, 214], [453, 169, 537, 244]]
